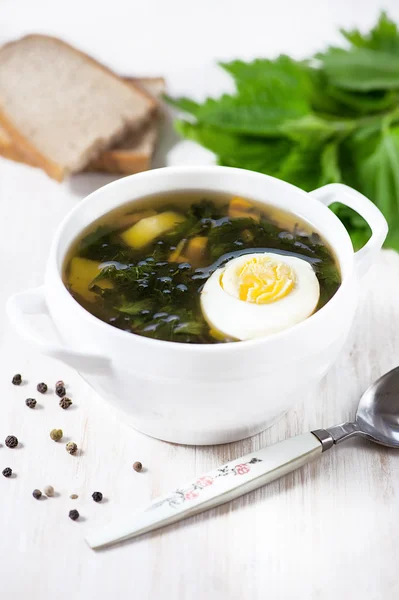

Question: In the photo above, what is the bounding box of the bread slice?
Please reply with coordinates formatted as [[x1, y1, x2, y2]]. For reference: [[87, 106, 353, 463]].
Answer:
[[87, 77, 165, 174], [0, 35, 155, 180], [0, 76, 165, 175]]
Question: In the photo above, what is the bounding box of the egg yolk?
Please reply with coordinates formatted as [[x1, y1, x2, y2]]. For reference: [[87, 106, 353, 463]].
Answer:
[[222, 255, 296, 304]]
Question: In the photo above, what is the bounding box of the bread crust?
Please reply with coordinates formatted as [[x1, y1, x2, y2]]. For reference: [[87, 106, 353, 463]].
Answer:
[[0, 35, 156, 180], [86, 76, 165, 174], [0, 123, 37, 166], [88, 149, 151, 174]]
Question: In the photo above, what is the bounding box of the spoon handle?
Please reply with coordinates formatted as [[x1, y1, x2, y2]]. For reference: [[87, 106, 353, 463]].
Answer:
[[86, 433, 322, 549]]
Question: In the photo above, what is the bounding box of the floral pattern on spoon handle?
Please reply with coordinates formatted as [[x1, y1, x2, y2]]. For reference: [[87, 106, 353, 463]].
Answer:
[[148, 457, 262, 509]]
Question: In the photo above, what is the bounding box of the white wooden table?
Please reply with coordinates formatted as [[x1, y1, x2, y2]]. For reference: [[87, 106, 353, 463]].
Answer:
[[1, 1, 399, 598]]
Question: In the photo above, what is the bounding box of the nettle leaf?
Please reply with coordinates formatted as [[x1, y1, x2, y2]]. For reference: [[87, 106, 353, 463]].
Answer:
[[320, 13, 399, 92], [164, 96, 201, 117], [170, 56, 313, 136], [189, 89, 310, 136], [176, 120, 292, 175], [307, 69, 394, 117], [318, 47, 399, 91], [341, 12, 399, 55], [116, 299, 154, 315], [307, 70, 351, 116], [173, 321, 205, 336], [320, 141, 342, 185], [220, 55, 313, 96], [280, 114, 355, 143], [176, 120, 281, 158], [349, 124, 399, 248], [276, 140, 325, 191], [326, 85, 399, 115], [218, 152, 283, 178]]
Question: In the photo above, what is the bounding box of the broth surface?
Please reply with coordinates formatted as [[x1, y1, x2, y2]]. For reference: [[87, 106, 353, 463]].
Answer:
[[63, 191, 341, 344]]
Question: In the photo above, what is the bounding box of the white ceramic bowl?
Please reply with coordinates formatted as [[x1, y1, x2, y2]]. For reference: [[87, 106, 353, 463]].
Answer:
[[7, 167, 387, 445]]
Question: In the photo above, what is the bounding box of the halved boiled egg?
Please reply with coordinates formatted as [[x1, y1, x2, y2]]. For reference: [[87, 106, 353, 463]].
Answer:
[[200, 252, 320, 341]]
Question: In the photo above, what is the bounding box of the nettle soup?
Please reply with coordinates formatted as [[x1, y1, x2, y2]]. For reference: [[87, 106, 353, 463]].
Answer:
[[63, 192, 341, 344]]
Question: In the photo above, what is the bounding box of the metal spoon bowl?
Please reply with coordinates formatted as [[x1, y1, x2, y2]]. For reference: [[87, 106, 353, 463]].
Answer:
[[313, 366, 399, 449]]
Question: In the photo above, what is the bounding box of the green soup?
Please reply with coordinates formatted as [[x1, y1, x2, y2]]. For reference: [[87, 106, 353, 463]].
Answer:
[[63, 191, 341, 344]]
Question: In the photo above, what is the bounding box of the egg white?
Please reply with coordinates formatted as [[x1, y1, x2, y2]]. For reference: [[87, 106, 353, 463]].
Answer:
[[200, 252, 320, 341]]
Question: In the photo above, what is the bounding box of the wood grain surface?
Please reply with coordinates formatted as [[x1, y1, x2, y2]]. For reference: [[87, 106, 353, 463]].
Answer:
[[1, 1, 399, 597], [1, 159, 398, 600]]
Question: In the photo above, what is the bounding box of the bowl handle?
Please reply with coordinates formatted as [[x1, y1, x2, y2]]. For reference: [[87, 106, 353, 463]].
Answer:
[[310, 183, 388, 278], [6, 286, 111, 374]]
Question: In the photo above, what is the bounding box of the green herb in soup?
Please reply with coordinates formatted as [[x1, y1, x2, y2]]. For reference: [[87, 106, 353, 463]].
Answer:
[[63, 192, 341, 344]]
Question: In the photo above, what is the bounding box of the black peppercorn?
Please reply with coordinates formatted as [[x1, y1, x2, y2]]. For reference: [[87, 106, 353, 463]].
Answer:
[[92, 491, 103, 503], [25, 398, 37, 409], [69, 509, 79, 521], [12, 374, 22, 385], [5, 435, 18, 448], [2, 467, 12, 478], [37, 382, 48, 394], [55, 380, 64, 388], [32, 489, 42, 500], [133, 461, 143, 472], [56, 385, 66, 398], [59, 397, 72, 409]]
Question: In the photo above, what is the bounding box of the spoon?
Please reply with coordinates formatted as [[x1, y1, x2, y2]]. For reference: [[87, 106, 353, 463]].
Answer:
[[86, 366, 399, 549]]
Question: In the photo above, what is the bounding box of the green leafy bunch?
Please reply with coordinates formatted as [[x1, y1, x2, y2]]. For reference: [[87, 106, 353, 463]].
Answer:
[[167, 12, 399, 251]]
